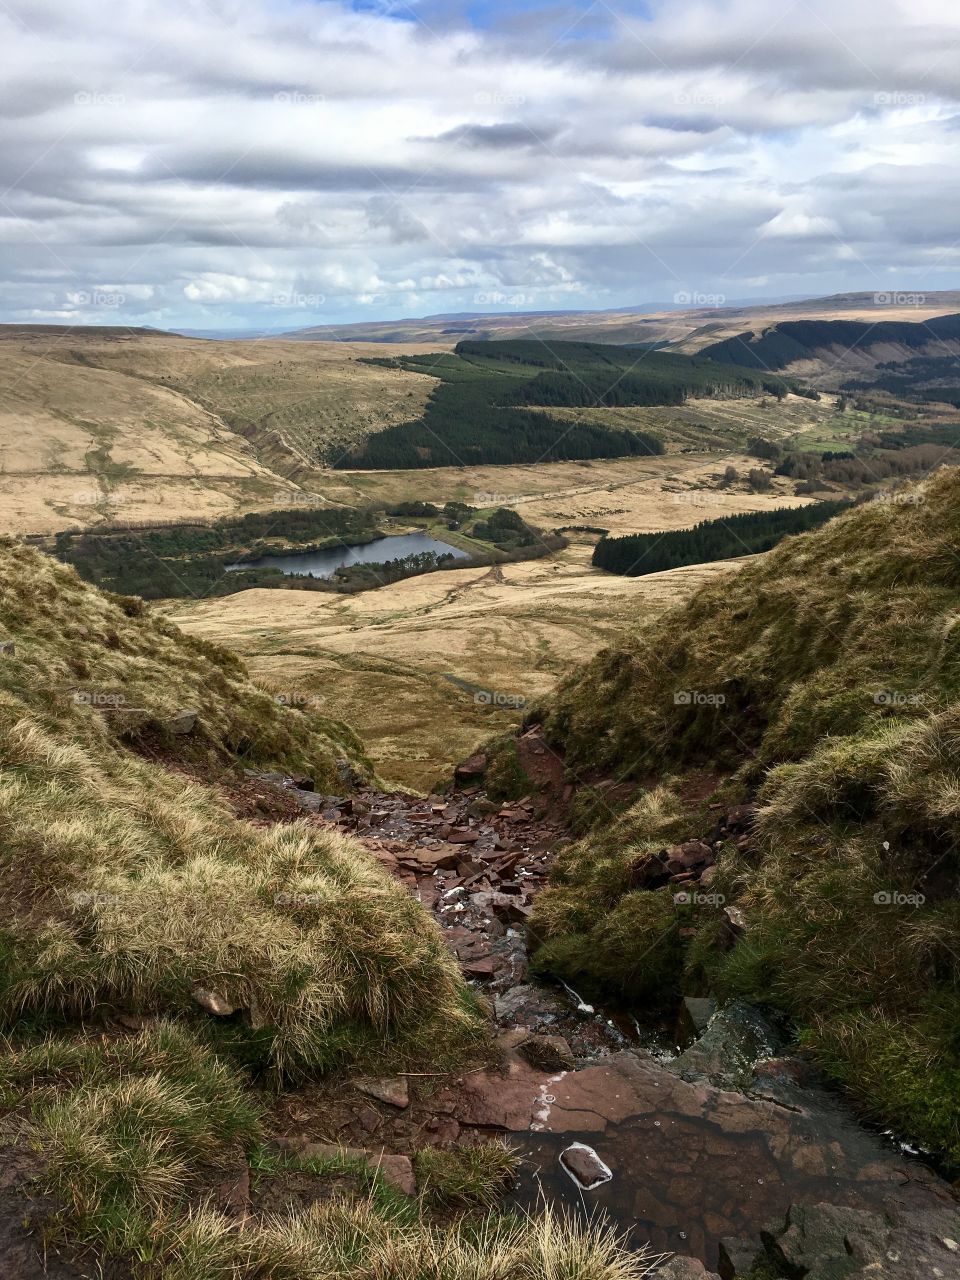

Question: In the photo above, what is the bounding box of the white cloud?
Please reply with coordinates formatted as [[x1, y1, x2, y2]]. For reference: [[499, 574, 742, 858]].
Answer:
[[0, 0, 956, 326]]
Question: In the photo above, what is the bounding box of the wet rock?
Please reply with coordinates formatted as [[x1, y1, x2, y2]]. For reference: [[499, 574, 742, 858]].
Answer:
[[170, 707, 198, 735], [673, 1000, 781, 1087], [494, 983, 565, 1026], [761, 1203, 890, 1278], [680, 996, 716, 1037], [717, 1236, 761, 1279], [656, 1259, 721, 1280], [518, 1034, 576, 1072], [191, 986, 236, 1016], [560, 1142, 612, 1190], [354, 1077, 409, 1109]]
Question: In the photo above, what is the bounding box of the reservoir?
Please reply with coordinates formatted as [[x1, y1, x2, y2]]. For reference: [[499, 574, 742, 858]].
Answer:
[[226, 532, 470, 579]]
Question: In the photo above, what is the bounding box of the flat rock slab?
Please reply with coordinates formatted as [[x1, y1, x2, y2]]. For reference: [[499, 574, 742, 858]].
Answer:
[[445, 1052, 958, 1274]]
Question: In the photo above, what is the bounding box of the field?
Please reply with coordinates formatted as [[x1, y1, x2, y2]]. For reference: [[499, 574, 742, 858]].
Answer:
[[168, 542, 746, 790]]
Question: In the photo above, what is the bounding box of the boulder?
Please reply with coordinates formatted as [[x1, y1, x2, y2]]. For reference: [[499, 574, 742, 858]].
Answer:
[[560, 1143, 612, 1190], [170, 708, 198, 735], [656, 1259, 721, 1280], [373, 1153, 416, 1196], [455, 752, 488, 780], [717, 1236, 761, 1279]]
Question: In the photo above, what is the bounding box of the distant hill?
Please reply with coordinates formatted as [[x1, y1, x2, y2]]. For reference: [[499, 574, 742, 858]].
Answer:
[[336, 339, 789, 469], [279, 291, 960, 349], [701, 313, 960, 403]]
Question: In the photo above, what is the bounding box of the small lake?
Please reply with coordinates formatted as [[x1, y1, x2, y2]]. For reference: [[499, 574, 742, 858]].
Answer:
[[226, 532, 470, 579]]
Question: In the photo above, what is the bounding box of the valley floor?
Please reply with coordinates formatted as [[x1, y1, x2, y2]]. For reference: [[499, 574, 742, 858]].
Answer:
[[168, 547, 743, 789]]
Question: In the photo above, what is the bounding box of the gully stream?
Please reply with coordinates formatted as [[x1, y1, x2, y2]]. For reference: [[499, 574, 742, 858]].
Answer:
[[251, 736, 960, 1280]]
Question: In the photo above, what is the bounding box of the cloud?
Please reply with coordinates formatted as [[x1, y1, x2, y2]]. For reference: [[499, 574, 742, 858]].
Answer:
[[0, 0, 956, 327]]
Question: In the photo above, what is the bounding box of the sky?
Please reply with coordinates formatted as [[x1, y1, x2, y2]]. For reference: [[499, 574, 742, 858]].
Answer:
[[0, 0, 958, 332]]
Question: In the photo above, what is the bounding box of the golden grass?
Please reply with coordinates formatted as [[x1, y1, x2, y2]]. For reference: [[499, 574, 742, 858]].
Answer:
[[0, 540, 479, 1075]]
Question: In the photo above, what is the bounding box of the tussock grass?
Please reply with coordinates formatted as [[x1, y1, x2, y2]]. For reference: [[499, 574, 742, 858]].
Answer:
[[17, 1026, 661, 1280], [413, 1142, 518, 1210], [0, 540, 475, 1074], [525, 468, 960, 1159]]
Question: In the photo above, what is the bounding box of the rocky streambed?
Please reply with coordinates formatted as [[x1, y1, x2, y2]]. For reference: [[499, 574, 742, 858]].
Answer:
[[255, 765, 960, 1280]]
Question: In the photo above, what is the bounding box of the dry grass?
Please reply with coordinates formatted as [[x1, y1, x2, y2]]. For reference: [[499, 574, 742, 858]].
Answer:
[[0, 540, 480, 1075], [169, 548, 742, 789], [0, 329, 436, 532]]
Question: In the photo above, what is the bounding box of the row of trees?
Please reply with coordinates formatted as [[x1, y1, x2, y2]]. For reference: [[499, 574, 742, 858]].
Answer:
[[592, 501, 851, 577]]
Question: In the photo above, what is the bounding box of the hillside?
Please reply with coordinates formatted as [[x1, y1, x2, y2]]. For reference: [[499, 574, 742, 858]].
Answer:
[[702, 313, 960, 404], [338, 340, 787, 470], [503, 467, 960, 1161], [0, 326, 436, 533], [0, 539, 660, 1278]]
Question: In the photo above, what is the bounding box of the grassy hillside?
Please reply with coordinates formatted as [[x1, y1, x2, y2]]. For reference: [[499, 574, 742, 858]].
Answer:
[[0, 540, 657, 1276], [0, 327, 436, 533], [338, 340, 788, 470], [520, 467, 960, 1161]]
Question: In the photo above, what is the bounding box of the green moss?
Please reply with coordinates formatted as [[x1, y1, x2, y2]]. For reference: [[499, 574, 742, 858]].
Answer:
[[483, 736, 532, 801]]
